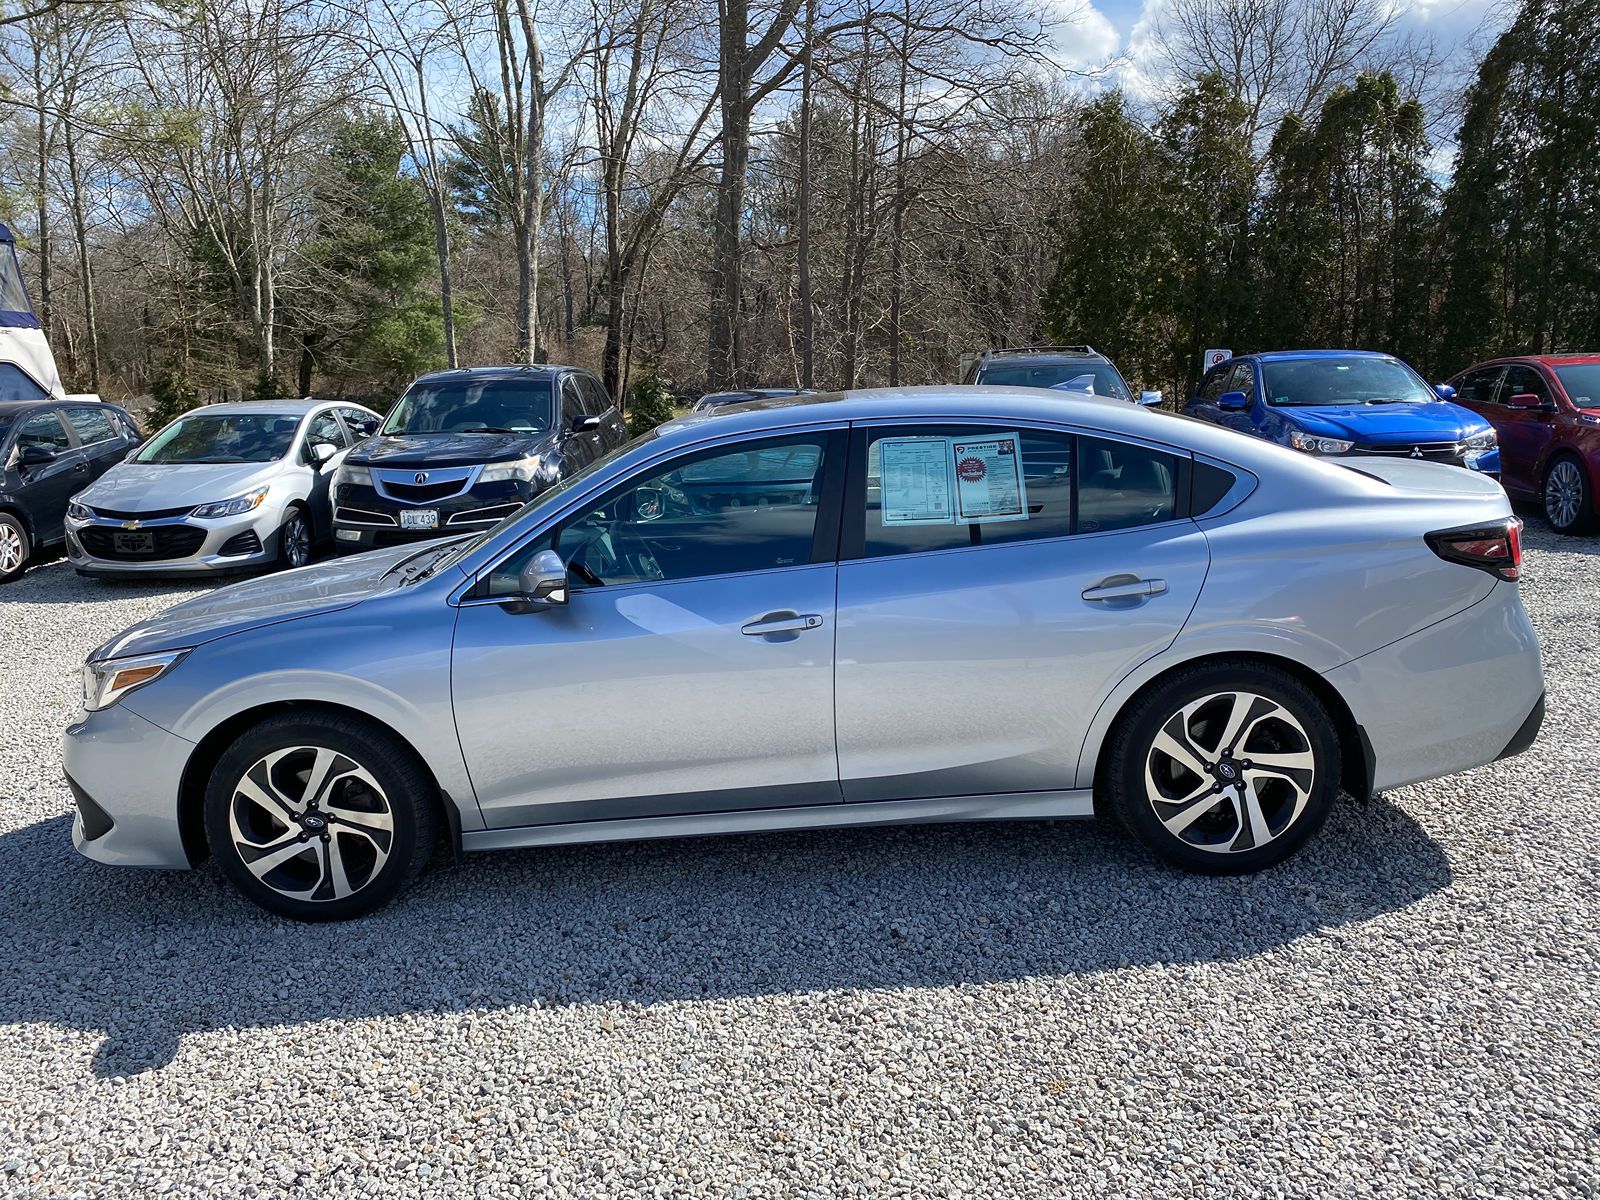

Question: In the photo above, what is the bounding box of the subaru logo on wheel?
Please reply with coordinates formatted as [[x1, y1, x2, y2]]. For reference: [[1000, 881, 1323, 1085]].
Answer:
[[414, 471, 429, 485]]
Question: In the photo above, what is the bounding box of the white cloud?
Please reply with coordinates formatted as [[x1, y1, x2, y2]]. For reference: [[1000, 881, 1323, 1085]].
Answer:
[[1041, 0, 1124, 73]]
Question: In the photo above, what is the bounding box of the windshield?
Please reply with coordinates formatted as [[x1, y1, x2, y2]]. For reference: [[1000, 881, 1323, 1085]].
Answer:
[[1553, 364, 1600, 408], [978, 363, 1132, 400], [1262, 357, 1435, 407], [135, 411, 301, 464], [0, 364, 47, 402], [381, 378, 553, 435], [427, 433, 654, 574]]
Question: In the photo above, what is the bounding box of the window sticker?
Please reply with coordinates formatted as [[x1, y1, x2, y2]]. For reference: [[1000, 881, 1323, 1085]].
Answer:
[[951, 433, 1028, 523], [880, 436, 955, 525]]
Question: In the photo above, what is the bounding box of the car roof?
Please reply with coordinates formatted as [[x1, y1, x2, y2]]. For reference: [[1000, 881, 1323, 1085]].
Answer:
[[0, 398, 66, 419], [412, 364, 576, 385], [1470, 354, 1600, 368], [1247, 350, 1399, 363], [980, 351, 1108, 367], [174, 399, 335, 418]]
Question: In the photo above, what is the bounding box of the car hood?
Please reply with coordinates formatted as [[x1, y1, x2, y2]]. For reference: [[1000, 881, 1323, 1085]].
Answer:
[[77, 461, 282, 512], [348, 431, 554, 468], [89, 543, 435, 661], [1282, 401, 1491, 443]]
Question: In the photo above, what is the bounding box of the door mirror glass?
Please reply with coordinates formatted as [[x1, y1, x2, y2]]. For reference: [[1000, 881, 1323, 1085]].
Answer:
[[1138, 390, 1163, 407], [310, 441, 339, 465], [1217, 390, 1249, 412], [1506, 392, 1543, 410], [571, 414, 602, 434], [1434, 383, 1458, 401], [633, 485, 667, 522], [516, 549, 569, 609]]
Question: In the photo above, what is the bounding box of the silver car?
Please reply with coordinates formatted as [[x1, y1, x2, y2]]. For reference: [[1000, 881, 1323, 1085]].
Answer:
[[64, 388, 1544, 919], [65, 399, 380, 577]]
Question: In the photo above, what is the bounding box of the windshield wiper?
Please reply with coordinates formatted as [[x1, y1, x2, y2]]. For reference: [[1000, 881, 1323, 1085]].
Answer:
[[457, 427, 526, 435]]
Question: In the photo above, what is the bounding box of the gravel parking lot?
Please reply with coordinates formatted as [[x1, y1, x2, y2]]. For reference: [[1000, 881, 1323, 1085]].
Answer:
[[1, 527, 1596, 1199]]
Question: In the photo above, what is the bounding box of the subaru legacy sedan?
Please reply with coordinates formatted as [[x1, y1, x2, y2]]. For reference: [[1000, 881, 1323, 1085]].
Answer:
[[65, 388, 1543, 919]]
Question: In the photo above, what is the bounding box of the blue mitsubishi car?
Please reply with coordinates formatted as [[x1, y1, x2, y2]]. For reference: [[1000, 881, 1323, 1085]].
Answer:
[[1183, 350, 1500, 476]]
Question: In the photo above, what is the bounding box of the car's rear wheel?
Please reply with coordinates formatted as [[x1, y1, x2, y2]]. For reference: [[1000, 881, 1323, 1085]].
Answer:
[[1543, 456, 1594, 535], [0, 513, 29, 582], [1104, 662, 1340, 874], [278, 505, 312, 569], [203, 714, 438, 920]]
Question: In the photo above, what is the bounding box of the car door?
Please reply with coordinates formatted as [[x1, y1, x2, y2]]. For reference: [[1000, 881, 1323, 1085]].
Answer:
[[1494, 364, 1557, 494], [553, 375, 598, 475], [8, 409, 81, 544], [299, 409, 349, 533], [833, 421, 1209, 801], [451, 427, 847, 829], [62, 404, 131, 483]]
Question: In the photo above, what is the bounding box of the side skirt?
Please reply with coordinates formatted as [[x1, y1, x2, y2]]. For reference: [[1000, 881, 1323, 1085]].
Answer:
[[461, 789, 1097, 854]]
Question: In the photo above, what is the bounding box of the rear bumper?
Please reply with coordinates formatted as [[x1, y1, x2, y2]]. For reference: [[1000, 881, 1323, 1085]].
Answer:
[[1325, 582, 1543, 793], [64, 703, 195, 869]]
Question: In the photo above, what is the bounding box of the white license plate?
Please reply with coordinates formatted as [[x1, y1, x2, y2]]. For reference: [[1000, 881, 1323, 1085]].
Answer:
[[400, 509, 439, 531]]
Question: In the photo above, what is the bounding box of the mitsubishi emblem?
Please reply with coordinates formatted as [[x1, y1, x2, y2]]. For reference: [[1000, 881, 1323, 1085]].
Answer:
[[414, 471, 429, 485], [1410, 446, 1424, 459]]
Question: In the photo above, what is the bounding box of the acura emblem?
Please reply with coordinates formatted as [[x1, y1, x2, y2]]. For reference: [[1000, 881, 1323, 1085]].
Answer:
[[414, 471, 429, 485], [1410, 446, 1424, 459]]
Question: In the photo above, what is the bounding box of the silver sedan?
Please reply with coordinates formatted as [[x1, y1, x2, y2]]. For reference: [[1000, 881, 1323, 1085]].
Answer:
[[65, 399, 380, 577], [64, 387, 1544, 919]]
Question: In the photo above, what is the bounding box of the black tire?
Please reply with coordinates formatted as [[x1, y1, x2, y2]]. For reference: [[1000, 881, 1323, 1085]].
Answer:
[[1543, 454, 1595, 535], [0, 512, 31, 583], [1103, 661, 1340, 875], [203, 713, 439, 920], [277, 504, 313, 569]]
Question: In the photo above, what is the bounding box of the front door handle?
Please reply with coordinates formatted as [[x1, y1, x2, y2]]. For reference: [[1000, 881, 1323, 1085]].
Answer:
[[1081, 577, 1167, 602], [73, 461, 88, 473], [741, 611, 825, 636]]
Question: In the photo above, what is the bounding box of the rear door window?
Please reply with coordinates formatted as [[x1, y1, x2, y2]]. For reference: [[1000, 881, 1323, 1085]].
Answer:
[[63, 405, 116, 446]]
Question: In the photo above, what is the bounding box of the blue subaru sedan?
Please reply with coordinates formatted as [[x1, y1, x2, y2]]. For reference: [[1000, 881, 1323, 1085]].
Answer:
[[1183, 351, 1500, 475]]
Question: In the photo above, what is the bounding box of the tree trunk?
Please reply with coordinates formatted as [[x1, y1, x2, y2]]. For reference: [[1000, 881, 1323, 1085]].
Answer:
[[796, 0, 815, 388], [32, 80, 51, 342], [63, 119, 98, 389]]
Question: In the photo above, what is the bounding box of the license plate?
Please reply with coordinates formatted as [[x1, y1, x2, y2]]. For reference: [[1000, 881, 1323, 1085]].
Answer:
[[113, 530, 155, 554], [400, 509, 439, 531]]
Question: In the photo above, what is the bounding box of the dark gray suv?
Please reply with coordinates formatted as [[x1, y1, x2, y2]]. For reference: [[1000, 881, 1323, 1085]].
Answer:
[[961, 345, 1160, 406], [332, 365, 628, 552]]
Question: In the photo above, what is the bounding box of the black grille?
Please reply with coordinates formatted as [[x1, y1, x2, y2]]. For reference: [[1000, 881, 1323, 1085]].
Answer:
[[1349, 441, 1463, 462], [219, 530, 262, 556], [447, 503, 521, 526], [79, 524, 207, 561], [90, 504, 194, 521], [66, 774, 114, 840], [336, 506, 398, 526], [382, 480, 464, 503]]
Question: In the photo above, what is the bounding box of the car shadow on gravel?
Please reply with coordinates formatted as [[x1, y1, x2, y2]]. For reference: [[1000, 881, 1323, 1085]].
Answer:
[[0, 796, 1450, 1078]]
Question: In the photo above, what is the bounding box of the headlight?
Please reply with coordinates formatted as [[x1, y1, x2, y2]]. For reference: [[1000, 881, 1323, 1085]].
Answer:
[[191, 487, 269, 519], [337, 463, 373, 487], [67, 498, 92, 521], [1289, 432, 1354, 455], [81, 650, 188, 712], [479, 455, 554, 484], [1463, 427, 1498, 450]]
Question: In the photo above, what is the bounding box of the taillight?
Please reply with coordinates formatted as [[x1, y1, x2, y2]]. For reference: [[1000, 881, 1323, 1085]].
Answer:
[[1425, 517, 1522, 581]]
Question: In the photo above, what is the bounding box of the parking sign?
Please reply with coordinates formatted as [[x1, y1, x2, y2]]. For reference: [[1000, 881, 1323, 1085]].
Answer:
[[1204, 348, 1232, 372]]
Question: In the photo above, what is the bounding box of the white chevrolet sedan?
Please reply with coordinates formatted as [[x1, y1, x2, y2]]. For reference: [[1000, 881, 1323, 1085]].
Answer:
[[66, 399, 380, 577]]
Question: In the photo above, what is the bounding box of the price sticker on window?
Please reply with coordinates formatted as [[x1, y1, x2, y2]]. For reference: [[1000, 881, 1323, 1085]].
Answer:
[[880, 437, 956, 525], [950, 433, 1028, 523]]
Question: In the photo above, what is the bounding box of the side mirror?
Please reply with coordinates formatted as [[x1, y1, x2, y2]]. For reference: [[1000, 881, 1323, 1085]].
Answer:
[[1217, 390, 1249, 412], [1506, 392, 1544, 410], [1137, 390, 1163, 407], [18, 444, 55, 467], [310, 441, 339, 465], [516, 549, 568, 609], [569, 414, 601, 435], [1434, 383, 1458, 401]]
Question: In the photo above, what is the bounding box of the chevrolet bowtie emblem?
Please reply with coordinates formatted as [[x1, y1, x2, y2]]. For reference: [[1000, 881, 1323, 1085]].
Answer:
[[122, 520, 141, 530]]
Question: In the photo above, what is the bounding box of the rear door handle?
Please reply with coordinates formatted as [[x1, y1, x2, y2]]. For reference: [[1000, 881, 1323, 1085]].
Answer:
[[1081, 578, 1167, 602], [741, 611, 825, 636]]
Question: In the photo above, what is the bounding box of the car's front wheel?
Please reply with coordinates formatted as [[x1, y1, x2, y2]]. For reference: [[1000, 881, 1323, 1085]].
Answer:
[[204, 713, 438, 920], [277, 504, 312, 569], [1104, 662, 1340, 874], [1543, 456, 1594, 535]]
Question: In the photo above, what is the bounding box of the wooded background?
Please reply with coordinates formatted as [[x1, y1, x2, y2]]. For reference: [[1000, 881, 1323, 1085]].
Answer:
[[0, 0, 1595, 416]]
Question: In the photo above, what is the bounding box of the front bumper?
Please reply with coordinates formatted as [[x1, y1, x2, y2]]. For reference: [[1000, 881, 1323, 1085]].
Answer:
[[332, 477, 530, 551], [66, 506, 282, 575], [65, 703, 196, 869], [1338, 443, 1500, 476], [1325, 582, 1543, 793]]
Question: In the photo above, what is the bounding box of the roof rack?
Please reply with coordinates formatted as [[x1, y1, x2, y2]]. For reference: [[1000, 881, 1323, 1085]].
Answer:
[[986, 345, 1096, 357]]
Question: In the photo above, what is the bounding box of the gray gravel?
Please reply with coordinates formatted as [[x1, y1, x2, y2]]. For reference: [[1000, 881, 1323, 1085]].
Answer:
[[1, 527, 1597, 1199]]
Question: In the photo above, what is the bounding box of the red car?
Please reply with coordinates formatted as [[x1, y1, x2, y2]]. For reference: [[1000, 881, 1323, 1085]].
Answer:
[[1446, 354, 1600, 533]]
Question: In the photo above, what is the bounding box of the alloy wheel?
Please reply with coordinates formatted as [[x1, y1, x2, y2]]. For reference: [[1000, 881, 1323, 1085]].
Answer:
[[227, 746, 395, 902], [0, 523, 22, 574], [1545, 460, 1583, 529], [283, 514, 311, 567], [1143, 690, 1317, 854]]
